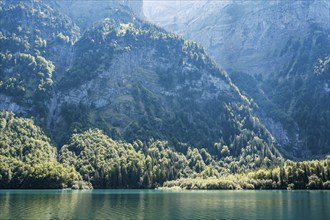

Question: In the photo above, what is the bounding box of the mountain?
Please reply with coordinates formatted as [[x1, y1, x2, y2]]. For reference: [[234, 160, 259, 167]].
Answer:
[[54, 15, 278, 155], [0, 0, 329, 189], [0, 0, 296, 189], [144, 0, 330, 158]]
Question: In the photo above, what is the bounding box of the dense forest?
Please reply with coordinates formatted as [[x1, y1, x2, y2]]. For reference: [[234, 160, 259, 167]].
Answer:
[[162, 158, 330, 190], [0, 112, 88, 189], [0, 112, 329, 189]]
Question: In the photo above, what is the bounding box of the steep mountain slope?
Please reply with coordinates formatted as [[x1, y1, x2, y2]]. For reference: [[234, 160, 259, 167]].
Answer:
[[0, 0, 144, 119], [52, 16, 283, 166], [144, 0, 330, 157], [0, 0, 283, 172], [0, 0, 80, 120]]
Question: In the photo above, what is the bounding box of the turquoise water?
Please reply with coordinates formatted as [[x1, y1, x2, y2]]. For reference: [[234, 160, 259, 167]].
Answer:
[[0, 190, 329, 219]]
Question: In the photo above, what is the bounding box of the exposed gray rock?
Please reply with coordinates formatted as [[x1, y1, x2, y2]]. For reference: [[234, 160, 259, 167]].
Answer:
[[145, 0, 329, 76], [57, 47, 234, 110], [0, 95, 27, 114]]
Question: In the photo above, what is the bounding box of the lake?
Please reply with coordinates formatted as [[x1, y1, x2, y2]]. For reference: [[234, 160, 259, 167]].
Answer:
[[0, 190, 329, 219]]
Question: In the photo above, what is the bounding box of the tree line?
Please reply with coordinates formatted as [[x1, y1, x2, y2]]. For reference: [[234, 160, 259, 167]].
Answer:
[[1, 112, 329, 189]]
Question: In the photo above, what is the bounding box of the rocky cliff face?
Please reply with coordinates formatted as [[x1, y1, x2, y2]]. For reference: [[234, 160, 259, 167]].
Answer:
[[145, 0, 329, 75], [144, 0, 330, 157]]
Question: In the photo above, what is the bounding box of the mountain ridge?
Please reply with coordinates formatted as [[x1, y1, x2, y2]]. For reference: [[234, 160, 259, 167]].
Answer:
[[144, 0, 330, 158]]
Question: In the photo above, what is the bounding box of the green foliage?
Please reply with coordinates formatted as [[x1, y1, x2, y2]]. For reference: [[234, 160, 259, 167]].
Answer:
[[60, 129, 190, 188], [0, 52, 54, 100], [0, 112, 83, 189], [60, 129, 144, 188], [0, 112, 326, 190], [162, 157, 330, 190], [59, 128, 283, 189], [0, 112, 56, 162]]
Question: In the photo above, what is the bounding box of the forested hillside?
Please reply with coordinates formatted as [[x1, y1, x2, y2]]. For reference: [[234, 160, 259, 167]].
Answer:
[[1, 113, 328, 189], [0, 0, 328, 189], [0, 112, 281, 189]]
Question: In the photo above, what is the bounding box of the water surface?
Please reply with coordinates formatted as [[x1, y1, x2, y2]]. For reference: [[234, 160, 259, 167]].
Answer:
[[0, 190, 329, 219]]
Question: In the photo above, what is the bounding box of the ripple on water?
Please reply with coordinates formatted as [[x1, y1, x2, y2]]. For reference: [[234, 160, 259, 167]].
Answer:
[[0, 190, 329, 219]]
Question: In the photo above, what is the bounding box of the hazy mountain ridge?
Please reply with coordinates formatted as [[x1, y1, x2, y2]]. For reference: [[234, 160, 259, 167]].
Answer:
[[144, 0, 330, 157], [49, 0, 144, 31]]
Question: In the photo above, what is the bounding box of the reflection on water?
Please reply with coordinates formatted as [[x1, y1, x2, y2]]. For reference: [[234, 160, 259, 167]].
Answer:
[[0, 190, 329, 219]]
